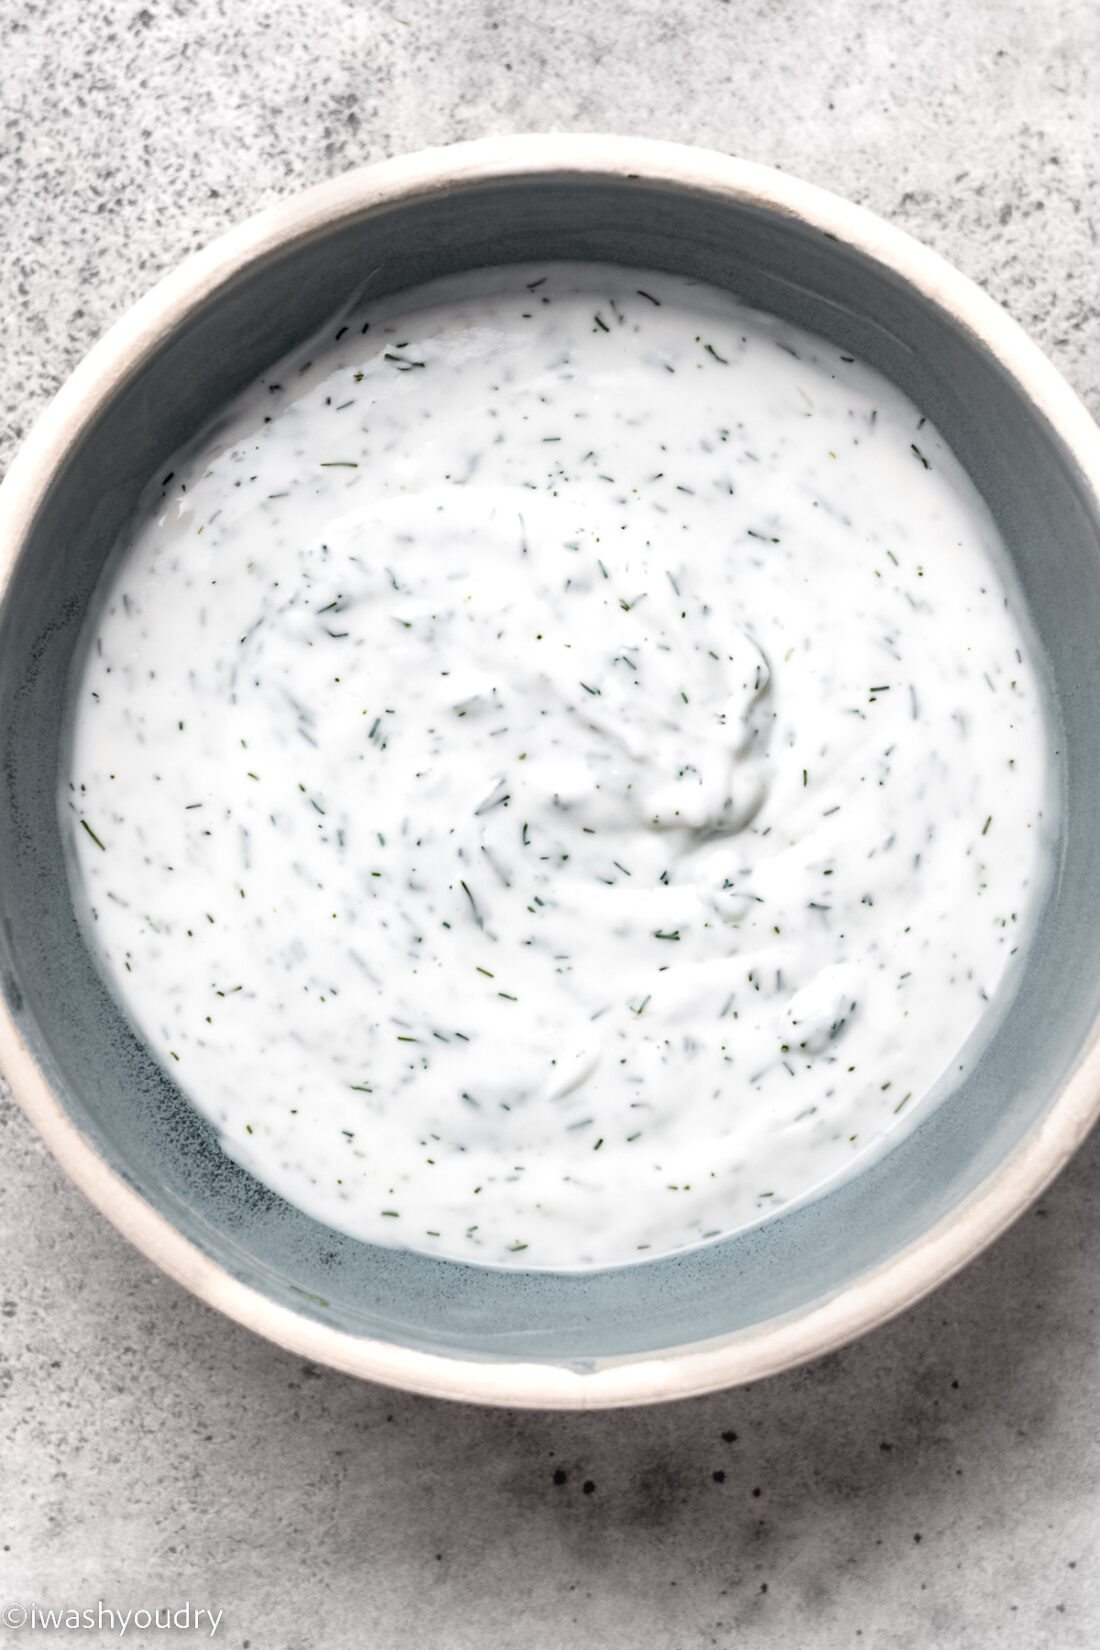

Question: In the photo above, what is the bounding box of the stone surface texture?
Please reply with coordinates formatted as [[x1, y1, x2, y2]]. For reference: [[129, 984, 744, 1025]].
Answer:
[[2, 2, 1100, 1646]]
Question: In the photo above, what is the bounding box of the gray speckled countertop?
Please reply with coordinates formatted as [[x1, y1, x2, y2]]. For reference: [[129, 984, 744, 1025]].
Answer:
[[3, 4, 1100, 1647]]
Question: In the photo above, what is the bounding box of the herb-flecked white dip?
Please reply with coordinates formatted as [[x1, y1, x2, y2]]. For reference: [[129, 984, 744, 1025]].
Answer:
[[63, 263, 1055, 1268]]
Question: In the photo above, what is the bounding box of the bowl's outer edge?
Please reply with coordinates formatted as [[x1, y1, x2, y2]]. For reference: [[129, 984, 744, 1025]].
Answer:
[[3, 132, 1100, 1408]]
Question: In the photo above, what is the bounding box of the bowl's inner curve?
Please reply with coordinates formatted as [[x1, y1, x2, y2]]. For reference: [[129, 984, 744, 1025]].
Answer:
[[2, 171, 1098, 1365]]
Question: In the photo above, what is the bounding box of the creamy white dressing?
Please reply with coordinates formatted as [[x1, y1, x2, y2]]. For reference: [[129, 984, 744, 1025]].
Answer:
[[62, 263, 1054, 1268]]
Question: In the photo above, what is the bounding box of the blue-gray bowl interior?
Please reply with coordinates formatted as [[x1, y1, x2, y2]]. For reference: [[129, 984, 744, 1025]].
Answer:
[[2, 171, 1099, 1367]]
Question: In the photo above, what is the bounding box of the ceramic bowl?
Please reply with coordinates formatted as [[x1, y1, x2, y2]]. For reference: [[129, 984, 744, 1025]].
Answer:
[[3, 135, 1100, 1408]]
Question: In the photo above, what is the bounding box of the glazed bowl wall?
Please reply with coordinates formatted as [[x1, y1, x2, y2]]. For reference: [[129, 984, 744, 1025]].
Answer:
[[2, 137, 1100, 1406]]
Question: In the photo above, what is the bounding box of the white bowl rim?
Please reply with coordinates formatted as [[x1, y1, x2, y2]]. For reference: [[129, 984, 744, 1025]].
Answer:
[[3, 131, 1100, 1409]]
